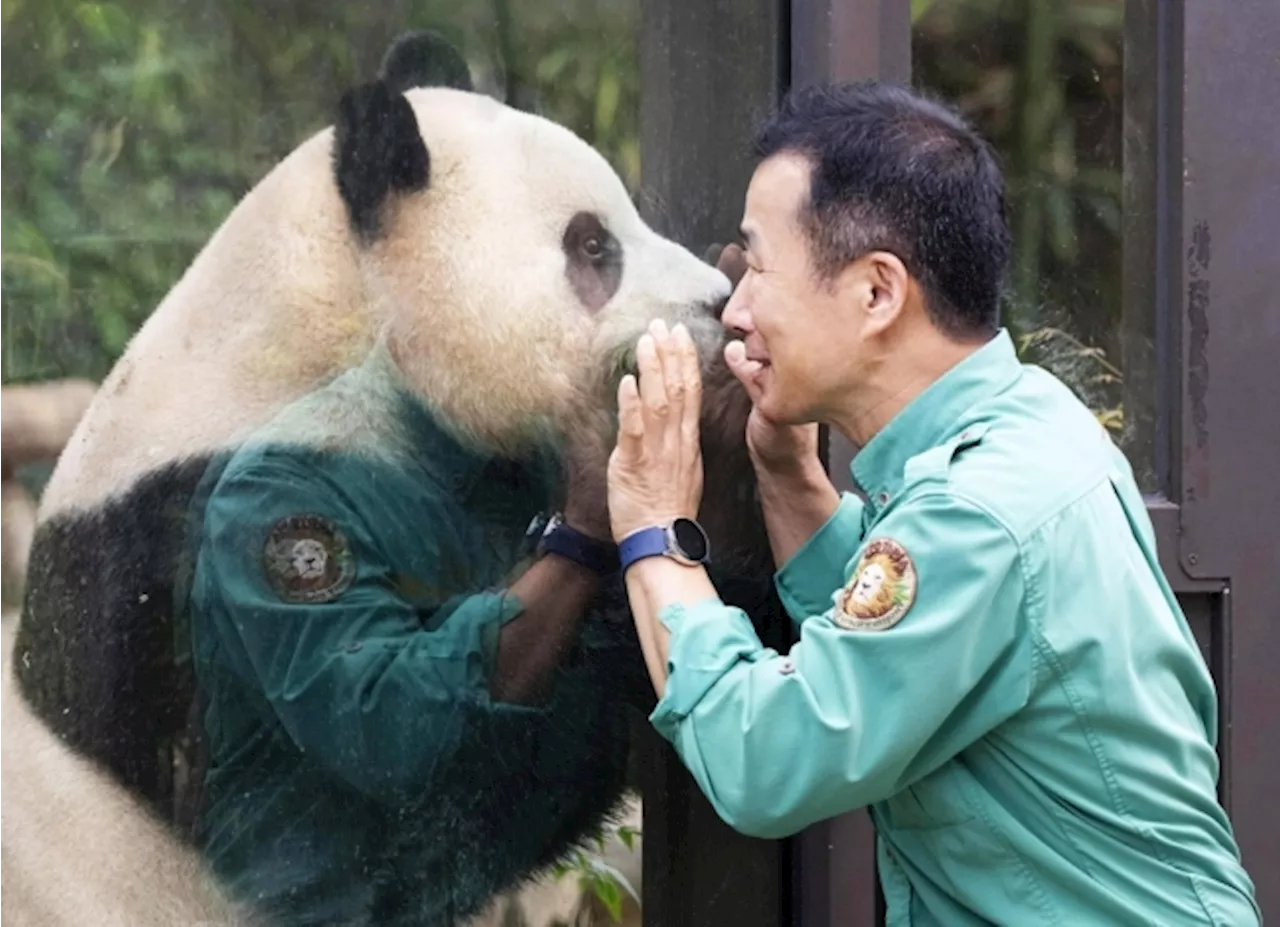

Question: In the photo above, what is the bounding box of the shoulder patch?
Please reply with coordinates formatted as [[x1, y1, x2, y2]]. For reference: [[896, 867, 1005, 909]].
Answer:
[[263, 514, 356, 604], [833, 537, 917, 631]]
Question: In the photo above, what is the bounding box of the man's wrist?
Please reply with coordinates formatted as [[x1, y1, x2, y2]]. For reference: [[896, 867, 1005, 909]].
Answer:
[[627, 555, 717, 616], [753, 457, 841, 569], [754, 455, 833, 498], [616, 515, 710, 572], [611, 512, 696, 546]]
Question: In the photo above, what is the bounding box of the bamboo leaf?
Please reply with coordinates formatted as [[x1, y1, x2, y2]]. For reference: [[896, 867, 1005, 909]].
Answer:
[[595, 69, 620, 135], [911, 0, 939, 23]]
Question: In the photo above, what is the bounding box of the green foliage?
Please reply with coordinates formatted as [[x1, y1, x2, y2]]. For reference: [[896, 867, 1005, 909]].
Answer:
[[1, 0, 640, 387], [549, 822, 642, 923], [914, 0, 1128, 423], [1019, 325, 1124, 434]]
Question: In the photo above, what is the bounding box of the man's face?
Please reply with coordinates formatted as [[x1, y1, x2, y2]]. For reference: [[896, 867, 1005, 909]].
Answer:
[[720, 153, 865, 425]]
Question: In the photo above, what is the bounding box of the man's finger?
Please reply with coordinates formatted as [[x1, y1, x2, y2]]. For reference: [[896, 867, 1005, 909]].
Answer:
[[651, 319, 685, 441], [675, 324, 702, 445], [724, 340, 765, 405], [635, 334, 669, 438], [616, 374, 644, 459]]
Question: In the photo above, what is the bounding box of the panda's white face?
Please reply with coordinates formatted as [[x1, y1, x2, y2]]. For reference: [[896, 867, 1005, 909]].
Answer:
[[365, 87, 733, 454], [35, 71, 743, 515]]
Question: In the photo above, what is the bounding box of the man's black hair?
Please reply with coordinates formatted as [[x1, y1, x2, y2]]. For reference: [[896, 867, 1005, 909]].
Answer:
[[753, 81, 1011, 339]]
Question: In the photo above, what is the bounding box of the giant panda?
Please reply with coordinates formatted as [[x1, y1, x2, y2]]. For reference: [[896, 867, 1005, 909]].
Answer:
[[3, 29, 779, 927]]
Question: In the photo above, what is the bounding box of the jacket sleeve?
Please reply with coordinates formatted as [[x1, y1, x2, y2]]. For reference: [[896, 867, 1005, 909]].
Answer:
[[191, 453, 533, 803], [649, 489, 1033, 839], [773, 491, 867, 624]]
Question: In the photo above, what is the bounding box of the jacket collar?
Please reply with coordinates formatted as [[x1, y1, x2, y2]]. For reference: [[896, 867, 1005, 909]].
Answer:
[[850, 328, 1022, 506]]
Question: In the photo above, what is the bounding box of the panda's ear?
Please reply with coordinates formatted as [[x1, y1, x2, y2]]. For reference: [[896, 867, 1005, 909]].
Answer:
[[333, 80, 430, 241], [378, 30, 474, 95]]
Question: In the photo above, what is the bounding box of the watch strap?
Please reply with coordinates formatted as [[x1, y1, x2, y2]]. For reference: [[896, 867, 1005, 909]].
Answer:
[[538, 515, 619, 575], [618, 526, 671, 573]]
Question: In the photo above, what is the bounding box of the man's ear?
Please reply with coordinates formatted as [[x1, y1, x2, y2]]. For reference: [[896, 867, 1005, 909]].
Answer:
[[857, 250, 911, 334]]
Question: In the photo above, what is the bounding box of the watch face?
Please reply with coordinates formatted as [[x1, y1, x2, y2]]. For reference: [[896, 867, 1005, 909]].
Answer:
[[671, 517, 709, 562]]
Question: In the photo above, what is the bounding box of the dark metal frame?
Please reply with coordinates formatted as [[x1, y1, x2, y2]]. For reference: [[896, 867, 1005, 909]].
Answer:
[[636, 0, 1280, 922], [1123, 0, 1280, 915], [1156, 3, 1280, 915], [635, 4, 793, 924]]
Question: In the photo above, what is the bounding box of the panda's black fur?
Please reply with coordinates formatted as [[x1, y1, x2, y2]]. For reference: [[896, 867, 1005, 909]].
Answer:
[[9, 29, 786, 925], [334, 86, 430, 242], [14, 457, 213, 827]]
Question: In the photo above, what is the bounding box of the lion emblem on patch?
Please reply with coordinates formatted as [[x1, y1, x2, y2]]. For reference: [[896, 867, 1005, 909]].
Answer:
[[834, 537, 917, 631], [263, 514, 356, 604]]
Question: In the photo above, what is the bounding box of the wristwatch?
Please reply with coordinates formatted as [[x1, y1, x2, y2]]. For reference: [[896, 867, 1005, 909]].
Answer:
[[535, 513, 620, 576], [618, 517, 712, 573]]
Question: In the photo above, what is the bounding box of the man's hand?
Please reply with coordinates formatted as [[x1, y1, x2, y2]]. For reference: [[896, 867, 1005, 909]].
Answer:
[[606, 316, 719, 698], [723, 341, 824, 477], [607, 319, 704, 543]]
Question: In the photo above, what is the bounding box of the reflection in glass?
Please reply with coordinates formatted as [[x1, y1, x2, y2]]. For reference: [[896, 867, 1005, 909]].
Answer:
[[2, 6, 766, 926], [912, 0, 1158, 491]]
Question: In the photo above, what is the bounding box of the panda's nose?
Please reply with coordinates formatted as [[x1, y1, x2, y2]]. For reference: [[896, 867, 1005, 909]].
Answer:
[[707, 291, 730, 320]]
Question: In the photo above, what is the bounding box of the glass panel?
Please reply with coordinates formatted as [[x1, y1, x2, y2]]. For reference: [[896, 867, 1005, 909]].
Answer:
[[912, 0, 1159, 491], [0, 5, 775, 926]]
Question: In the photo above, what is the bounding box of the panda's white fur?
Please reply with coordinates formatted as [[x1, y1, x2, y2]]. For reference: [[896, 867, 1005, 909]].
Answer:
[[6, 31, 765, 927], [39, 86, 728, 517]]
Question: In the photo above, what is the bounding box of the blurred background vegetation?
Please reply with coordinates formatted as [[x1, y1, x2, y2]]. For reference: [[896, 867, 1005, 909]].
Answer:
[[2, 0, 1133, 438], [914, 0, 1128, 433]]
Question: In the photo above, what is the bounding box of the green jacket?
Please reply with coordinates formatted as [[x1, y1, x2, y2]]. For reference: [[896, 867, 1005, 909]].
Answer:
[[650, 330, 1260, 926], [182, 347, 640, 925]]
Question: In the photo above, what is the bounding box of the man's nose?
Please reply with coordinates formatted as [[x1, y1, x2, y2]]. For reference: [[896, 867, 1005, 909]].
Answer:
[[720, 283, 752, 337]]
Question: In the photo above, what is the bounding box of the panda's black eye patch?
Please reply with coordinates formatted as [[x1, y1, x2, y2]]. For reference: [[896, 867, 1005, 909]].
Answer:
[[563, 212, 623, 314]]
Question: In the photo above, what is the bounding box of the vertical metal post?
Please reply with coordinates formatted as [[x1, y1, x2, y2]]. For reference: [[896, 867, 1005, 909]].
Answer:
[[635, 2, 790, 923], [1167, 1, 1280, 911]]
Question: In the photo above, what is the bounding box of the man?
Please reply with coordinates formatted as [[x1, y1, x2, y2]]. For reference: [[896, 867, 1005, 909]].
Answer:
[[605, 82, 1260, 925]]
